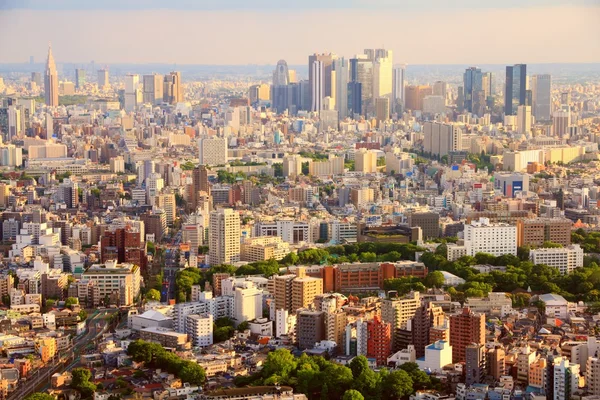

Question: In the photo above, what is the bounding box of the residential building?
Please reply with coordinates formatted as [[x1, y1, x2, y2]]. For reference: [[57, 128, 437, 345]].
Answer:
[[208, 208, 241, 266], [367, 316, 392, 365], [449, 307, 485, 363]]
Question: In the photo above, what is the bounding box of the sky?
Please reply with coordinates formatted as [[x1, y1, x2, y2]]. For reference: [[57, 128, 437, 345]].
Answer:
[[0, 0, 599, 65]]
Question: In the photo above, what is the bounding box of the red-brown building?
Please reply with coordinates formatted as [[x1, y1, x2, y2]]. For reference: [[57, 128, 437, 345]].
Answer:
[[367, 316, 392, 365]]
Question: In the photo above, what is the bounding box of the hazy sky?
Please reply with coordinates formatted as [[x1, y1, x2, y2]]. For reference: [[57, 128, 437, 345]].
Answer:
[[1, 0, 599, 65]]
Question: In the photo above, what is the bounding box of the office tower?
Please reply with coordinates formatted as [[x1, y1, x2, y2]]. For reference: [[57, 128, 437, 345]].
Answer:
[[465, 344, 486, 385], [482, 72, 493, 97], [433, 81, 447, 101], [97, 69, 109, 90], [208, 208, 241, 266], [350, 56, 373, 115], [198, 137, 227, 166], [456, 86, 465, 111], [375, 97, 390, 124], [143, 74, 164, 105], [333, 58, 349, 119], [249, 84, 270, 104], [348, 82, 362, 117], [422, 122, 463, 157], [292, 268, 323, 311], [405, 85, 432, 111], [32, 72, 42, 87], [517, 105, 532, 134], [553, 358, 580, 400], [273, 60, 290, 86], [296, 310, 325, 350], [271, 83, 298, 114], [392, 65, 406, 112], [367, 316, 392, 366], [311, 60, 324, 113], [124, 74, 142, 112], [75, 68, 86, 90], [532, 74, 551, 121], [553, 109, 571, 138], [308, 53, 335, 107], [372, 49, 393, 101], [449, 307, 485, 363], [44, 45, 59, 107], [505, 64, 527, 115], [489, 346, 506, 380], [163, 71, 183, 104], [463, 67, 483, 114], [410, 302, 445, 358]]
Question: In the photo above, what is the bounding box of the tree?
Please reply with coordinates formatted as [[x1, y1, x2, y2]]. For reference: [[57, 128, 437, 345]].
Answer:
[[399, 362, 432, 390], [72, 367, 92, 387], [146, 241, 155, 254], [343, 390, 365, 400], [382, 369, 414, 399], [349, 355, 369, 379], [65, 297, 79, 308], [237, 321, 249, 331], [78, 310, 88, 321], [145, 289, 161, 302], [262, 349, 297, 383], [25, 394, 55, 400], [424, 271, 445, 288]]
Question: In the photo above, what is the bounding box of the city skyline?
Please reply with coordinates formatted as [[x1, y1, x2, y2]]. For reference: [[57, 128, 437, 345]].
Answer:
[[0, 2, 599, 65]]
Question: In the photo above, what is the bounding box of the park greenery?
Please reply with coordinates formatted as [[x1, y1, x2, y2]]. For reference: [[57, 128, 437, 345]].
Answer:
[[127, 340, 206, 385], [234, 351, 440, 400]]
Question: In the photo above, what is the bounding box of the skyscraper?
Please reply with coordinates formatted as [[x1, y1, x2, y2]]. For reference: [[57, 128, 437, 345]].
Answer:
[[405, 85, 432, 112], [124, 74, 142, 112], [350, 56, 373, 116], [273, 60, 290, 86], [208, 208, 241, 266], [97, 69, 109, 90], [143, 74, 164, 105], [163, 71, 183, 104], [505, 64, 527, 115], [44, 45, 59, 107], [311, 60, 324, 113], [75, 68, 86, 90], [517, 105, 532, 134], [308, 53, 335, 108], [347, 82, 362, 117], [375, 97, 390, 124], [372, 49, 393, 102], [333, 58, 349, 119], [392, 65, 406, 113], [463, 67, 483, 114], [532, 74, 552, 121]]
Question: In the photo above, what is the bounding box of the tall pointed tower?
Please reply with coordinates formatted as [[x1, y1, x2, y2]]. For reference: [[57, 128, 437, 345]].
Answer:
[[44, 44, 59, 107]]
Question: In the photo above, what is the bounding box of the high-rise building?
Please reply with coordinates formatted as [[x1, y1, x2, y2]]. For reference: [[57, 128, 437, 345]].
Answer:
[[465, 344, 486, 386], [348, 81, 362, 117], [410, 302, 445, 358], [382, 291, 420, 351], [273, 60, 290, 86], [308, 53, 335, 108], [124, 74, 142, 112], [433, 81, 447, 101], [405, 85, 433, 112], [532, 74, 552, 121], [372, 49, 393, 102], [375, 97, 390, 125], [97, 69, 109, 90], [32, 72, 42, 87], [392, 65, 406, 113], [422, 122, 463, 157], [333, 58, 349, 119], [517, 105, 532, 134], [463, 218, 517, 257], [553, 109, 571, 138], [505, 64, 527, 115], [311, 60, 324, 113], [233, 282, 262, 323], [143, 74, 164, 105], [292, 268, 323, 311], [163, 71, 183, 104], [350, 56, 373, 115], [208, 208, 241, 266], [488, 346, 506, 380], [586, 357, 600, 395], [273, 274, 295, 312], [367, 316, 392, 365], [449, 307, 485, 363], [553, 358, 580, 400], [296, 310, 325, 350], [75, 68, 86, 90], [44, 45, 59, 107], [198, 137, 227, 166], [188, 165, 210, 212], [463, 67, 483, 114], [516, 218, 572, 247]]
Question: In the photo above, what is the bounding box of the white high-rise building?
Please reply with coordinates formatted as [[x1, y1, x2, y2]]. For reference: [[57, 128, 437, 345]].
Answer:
[[124, 74, 143, 112], [208, 208, 240, 266], [392, 65, 406, 111], [146, 173, 164, 200], [587, 357, 600, 395], [198, 137, 227, 166], [0, 144, 22, 167], [334, 58, 349, 119], [422, 122, 463, 157], [532, 74, 552, 121], [7, 106, 21, 141], [463, 218, 517, 257], [529, 245, 584, 275], [186, 314, 213, 347], [233, 282, 263, 324], [311, 60, 324, 113], [517, 105, 532, 134], [553, 358, 580, 400]]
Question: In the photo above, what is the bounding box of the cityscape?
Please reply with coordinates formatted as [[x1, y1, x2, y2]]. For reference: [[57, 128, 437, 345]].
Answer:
[[1, 1, 600, 400]]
